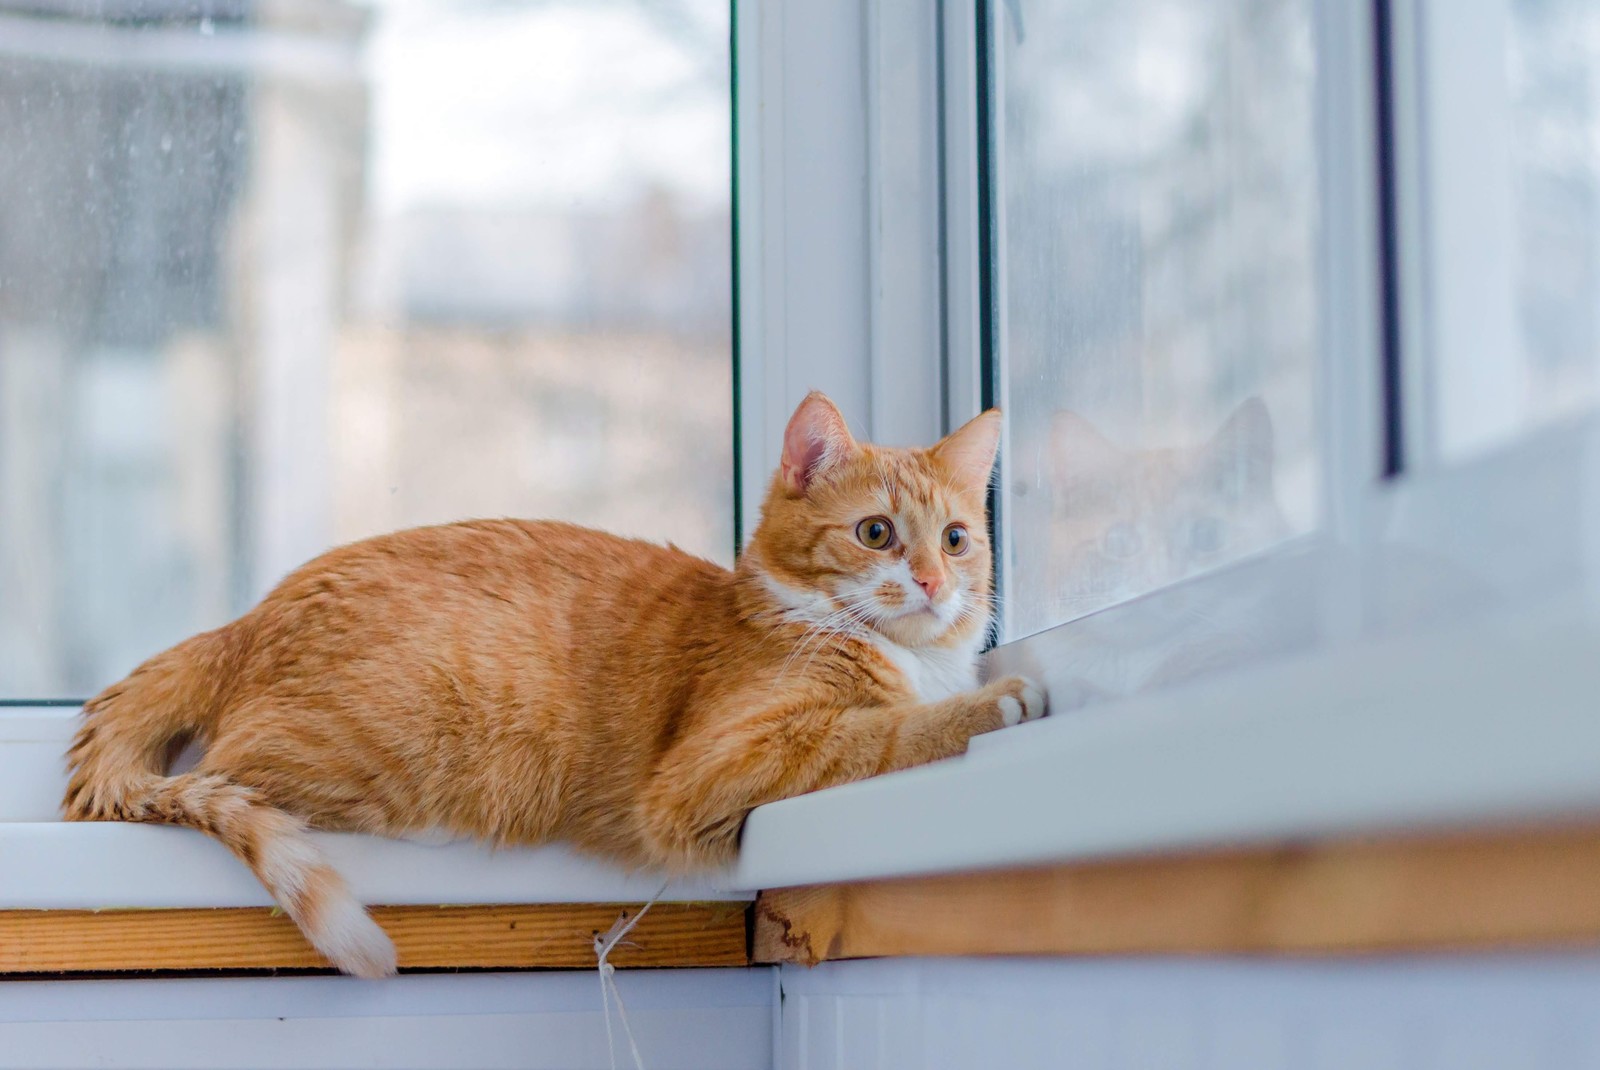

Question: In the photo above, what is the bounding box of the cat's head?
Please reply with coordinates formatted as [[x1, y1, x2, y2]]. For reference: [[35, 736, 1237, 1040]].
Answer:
[[1049, 396, 1288, 614], [746, 392, 1000, 650]]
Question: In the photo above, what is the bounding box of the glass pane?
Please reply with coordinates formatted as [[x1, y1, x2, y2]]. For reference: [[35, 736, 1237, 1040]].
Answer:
[[1429, 0, 1600, 458], [0, 1, 732, 697], [993, 0, 1321, 640]]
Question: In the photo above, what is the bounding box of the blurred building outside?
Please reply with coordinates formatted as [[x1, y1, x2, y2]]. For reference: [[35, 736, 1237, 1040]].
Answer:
[[0, 0, 733, 696]]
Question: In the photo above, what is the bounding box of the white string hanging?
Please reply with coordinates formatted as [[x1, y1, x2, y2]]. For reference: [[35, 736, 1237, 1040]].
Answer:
[[594, 882, 667, 1070]]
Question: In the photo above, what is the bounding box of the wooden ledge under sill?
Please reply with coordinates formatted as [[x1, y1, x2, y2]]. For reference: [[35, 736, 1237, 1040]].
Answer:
[[0, 707, 749, 974], [752, 821, 1600, 965], [1, 902, 750, 974]]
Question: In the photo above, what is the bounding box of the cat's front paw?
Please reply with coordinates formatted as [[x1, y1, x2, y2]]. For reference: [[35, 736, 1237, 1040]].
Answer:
[[993, 675, 1047, 727]]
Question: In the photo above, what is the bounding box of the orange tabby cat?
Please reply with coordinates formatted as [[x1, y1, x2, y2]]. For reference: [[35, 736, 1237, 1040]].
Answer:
[[62, 392, 1044, 977]]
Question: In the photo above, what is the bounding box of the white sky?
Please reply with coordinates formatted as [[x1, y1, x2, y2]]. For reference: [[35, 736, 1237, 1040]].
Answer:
[[362, 0, 730, 215]]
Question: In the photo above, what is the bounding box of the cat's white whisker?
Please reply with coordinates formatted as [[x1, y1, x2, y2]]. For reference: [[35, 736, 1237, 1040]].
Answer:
[[770, 601, 874, 687]]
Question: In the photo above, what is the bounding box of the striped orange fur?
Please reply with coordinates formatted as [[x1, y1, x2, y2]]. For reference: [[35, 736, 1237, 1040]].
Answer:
[[62, 392, 1045, 977]]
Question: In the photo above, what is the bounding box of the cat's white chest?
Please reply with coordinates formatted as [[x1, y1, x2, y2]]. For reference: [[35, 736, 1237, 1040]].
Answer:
[[870, 637, 980, 704]]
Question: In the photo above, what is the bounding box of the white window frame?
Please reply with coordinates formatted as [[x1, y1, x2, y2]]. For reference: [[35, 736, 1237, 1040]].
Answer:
[[731, 0, 1600, 891], [733, 0, 947, 540]]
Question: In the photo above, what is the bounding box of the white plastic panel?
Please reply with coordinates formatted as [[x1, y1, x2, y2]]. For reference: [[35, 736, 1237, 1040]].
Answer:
[[0, 969, 773, 1070], [779, 956, 1600, 1070], [0, 708, 74, 823]]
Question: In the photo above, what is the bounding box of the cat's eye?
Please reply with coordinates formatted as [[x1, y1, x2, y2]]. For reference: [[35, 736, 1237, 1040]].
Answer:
[[942, 524, 970, 556], [856, 516, 895, 549]]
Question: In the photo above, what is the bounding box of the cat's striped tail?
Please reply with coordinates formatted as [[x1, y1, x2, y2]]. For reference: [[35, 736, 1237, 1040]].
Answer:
[[61, 631, 397, 979]]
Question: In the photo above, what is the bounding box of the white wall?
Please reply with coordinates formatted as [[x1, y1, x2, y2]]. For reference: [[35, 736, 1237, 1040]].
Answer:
[[777, 956, 1600, 1070], [0, 969, 774, 1070], [18, 953, 1600, 1068]]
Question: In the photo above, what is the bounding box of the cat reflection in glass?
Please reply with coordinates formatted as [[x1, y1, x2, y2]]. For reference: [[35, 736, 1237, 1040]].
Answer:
[[1043, 397, 1294, 702]]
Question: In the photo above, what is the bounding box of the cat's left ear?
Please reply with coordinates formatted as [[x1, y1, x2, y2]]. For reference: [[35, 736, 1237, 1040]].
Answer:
[[1200, 396, 1275, 499], [932, 409, 1002, 491]]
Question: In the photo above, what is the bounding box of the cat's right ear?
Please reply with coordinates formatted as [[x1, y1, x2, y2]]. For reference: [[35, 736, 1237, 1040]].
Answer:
[[780, 391, 858, 495], [1050, 411, 1122, 485], [932, 409, 1003, 490]]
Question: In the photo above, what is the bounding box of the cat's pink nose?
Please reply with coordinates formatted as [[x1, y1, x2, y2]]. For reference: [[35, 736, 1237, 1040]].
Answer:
[[914, 572, 944, 600]]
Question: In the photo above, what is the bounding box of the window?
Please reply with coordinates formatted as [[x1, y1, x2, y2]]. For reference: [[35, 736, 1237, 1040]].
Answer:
[[991, 0, 1322, 640], [1402, 0, 1600, 461], [732, 0, 1600, 888], [978, 0, 1600, 701], [0, 0, 733, 698]]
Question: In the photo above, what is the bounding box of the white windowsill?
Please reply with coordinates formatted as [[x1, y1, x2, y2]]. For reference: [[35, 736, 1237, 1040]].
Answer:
[[0, 709, 743, 911], [731, 594, 1600, 890], [0, 825, 743, 910]]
